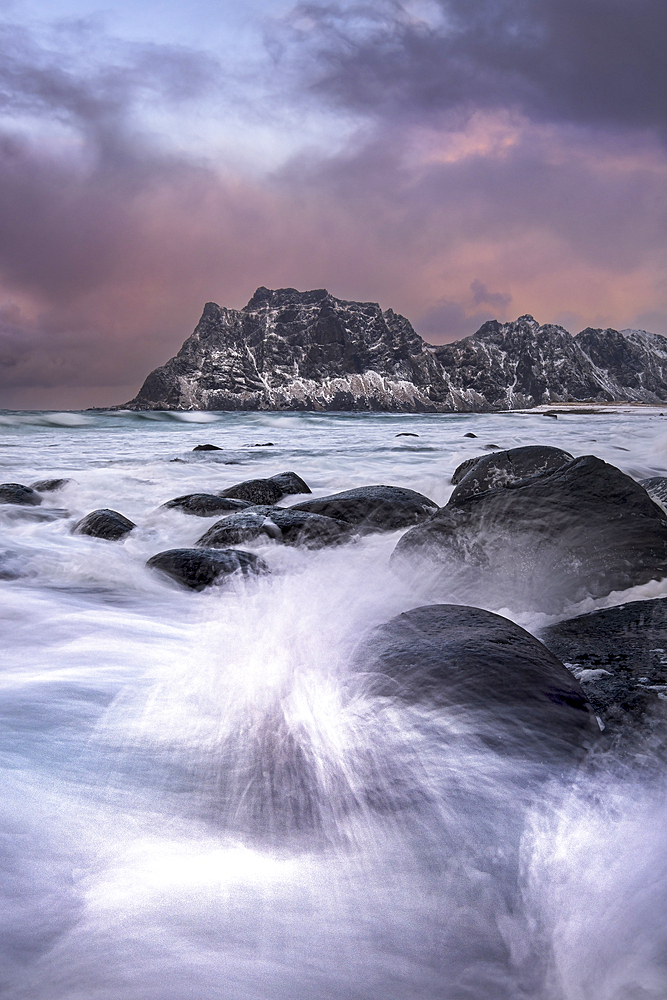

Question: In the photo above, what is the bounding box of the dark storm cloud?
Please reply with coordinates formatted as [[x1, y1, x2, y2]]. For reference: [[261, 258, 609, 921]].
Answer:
[[283, 0, 667, 136]]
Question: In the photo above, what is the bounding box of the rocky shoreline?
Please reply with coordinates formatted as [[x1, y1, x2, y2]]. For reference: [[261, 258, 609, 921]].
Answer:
[[5, 442, 667, 757]]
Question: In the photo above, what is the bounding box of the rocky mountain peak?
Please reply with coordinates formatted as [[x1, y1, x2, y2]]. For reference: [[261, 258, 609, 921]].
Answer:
[[120, 286, 667, 412]]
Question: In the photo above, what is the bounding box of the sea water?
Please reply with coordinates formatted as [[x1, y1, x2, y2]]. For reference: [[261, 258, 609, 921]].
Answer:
[[2, 408, 667, 1000]]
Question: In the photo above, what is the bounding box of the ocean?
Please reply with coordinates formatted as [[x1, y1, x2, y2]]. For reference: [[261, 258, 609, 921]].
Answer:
[[2, 407, 667, 999]]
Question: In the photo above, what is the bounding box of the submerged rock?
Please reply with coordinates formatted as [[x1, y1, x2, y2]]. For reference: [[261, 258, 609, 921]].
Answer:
[[290, 485, 437, 531], [449, 445, 573, 502], [219, 478, 285, 505], [267, 471, 312, 495], [192, 443, 222, 451], [73, 509, 136, 541], [30, 478, 73, 492], [196, 512, 282, 547], [147, 547, 268, 590], [0, 484, 42, 506], [541, 598, 667, 731], [162, 494, 251, 517], [355, 604, 598, 763], [393, 456, 667, 612]]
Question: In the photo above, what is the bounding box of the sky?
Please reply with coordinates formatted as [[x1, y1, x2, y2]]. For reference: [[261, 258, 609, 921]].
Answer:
[[0, 0, 666, 408]]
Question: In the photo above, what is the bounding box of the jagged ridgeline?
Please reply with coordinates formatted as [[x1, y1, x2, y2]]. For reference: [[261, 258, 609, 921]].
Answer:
[[122, 286, 667, 411]]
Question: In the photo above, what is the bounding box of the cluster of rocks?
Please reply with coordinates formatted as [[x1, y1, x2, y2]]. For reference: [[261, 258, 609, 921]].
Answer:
[[6, 444, 667, 753]]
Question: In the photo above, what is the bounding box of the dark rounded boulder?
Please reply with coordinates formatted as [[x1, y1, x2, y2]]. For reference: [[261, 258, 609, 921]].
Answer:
[[147, 547, 269, 590], [540, 598, 667, 732], [267, 471, 312, 495], [290, 485, 437, 532], [192, 443, 222, 451], [219, 478, 285, 505], [246, 505, 355, 547], [161, 494, 251, 517], [450, 445, 574, 502], [355, 604, 598, 763], [0, 484, 42, 506], [30, 478, 73, 492], [393, 456, 667, 613], [73, 509, 136, 541], [196, 511, 282, 548]]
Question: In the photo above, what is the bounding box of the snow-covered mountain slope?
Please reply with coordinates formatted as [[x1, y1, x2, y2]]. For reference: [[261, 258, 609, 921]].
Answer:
[[121, 288, 667, 411]]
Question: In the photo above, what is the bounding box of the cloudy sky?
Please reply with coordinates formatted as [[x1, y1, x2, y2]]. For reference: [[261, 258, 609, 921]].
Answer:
[[1, 0, 665, 407]]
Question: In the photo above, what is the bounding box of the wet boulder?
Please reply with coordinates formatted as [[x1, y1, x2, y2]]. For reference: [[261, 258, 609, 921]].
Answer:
[[355, 604, 598, 763], [147, 547, 268, 590], [267, 471, 312, 496], [192, 443, 222, 451], [393, 456, 667, 613], [161, 494, 251, 517], [0, 484, 42, 506], [541, 598, 667, 732], [219, 478, 284, 505], [290, 485, 438, 532], [73, 509, 136, 541], [30, 478, 73, 492], [450, 445, 573, 502], [246, 505, 355, 547], [196, 511, 282, 548]]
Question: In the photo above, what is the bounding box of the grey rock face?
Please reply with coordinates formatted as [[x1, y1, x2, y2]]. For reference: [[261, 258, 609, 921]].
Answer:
[[354, 604, 598, 763], [120, 289, 667, 412], [393, 456, 667, 612]]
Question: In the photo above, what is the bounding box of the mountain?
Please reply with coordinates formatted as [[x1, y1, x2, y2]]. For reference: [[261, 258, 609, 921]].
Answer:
[[121, 287, 667, 411]]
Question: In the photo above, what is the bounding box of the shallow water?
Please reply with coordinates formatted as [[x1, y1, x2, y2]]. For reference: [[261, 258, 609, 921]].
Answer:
[[2, 409, 667, 999]]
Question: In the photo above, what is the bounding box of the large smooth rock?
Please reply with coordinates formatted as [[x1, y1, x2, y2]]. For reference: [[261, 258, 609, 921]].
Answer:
[[147, 547, 268, 590], [30, 478, 73, 492], [0, 484, 42, 506], [290, 485, 437, 531], [73, 509, 136, 541], [267, 471, 312, 496], [541, 598, 667, 731], [246, 505, 355, 547], [355, 604, 598, 762], [450, 445, 573, 502], [219, 478, 284, 505], [196, 512, 282, 547], [393, 456, 667, 612], [161, 494, 251, 516], [192, 443, 222, 451]]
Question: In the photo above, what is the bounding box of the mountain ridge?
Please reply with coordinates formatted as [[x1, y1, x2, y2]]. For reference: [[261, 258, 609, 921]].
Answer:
[[121, 287, 667, 411]]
